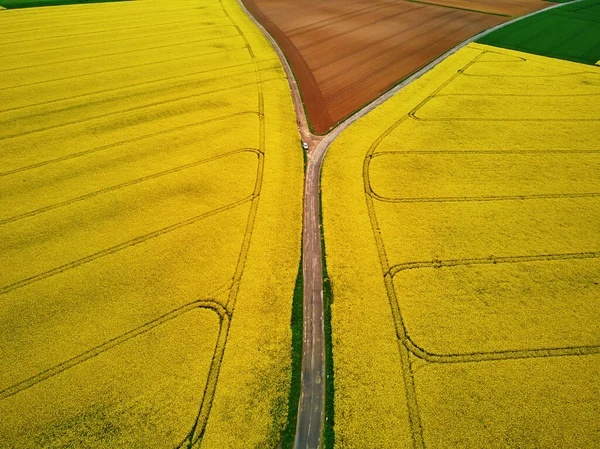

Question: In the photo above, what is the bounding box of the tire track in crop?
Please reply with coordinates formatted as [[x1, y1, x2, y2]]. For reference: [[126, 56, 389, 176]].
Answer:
[[0, 58, 277, 115], [2, 21, 229, 53], [0, 8, 225, 35], [0, 299, 229, 400], [0, 111, 257, 176], [0, 32, 240, 74], [178, 1, 267, 445], [386, 253, 600, 363], [0, 45, 243, 94], [0, 149, 260, 225], [0, 195, 255, 296], [0, 76, 285, 141], [361, 45, 597, 449]]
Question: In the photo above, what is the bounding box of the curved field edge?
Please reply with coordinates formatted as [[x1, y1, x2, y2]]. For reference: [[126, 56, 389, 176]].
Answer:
[[321, 42, 600, 448]]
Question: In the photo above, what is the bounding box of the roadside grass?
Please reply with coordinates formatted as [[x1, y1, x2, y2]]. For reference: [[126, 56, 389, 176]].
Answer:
[[319, 187, 335, 449], [281, 258, 303, 449], [479, 0, 600, 64]]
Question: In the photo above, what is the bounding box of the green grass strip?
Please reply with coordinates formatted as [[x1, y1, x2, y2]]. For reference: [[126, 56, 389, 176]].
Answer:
[[478, 0, 600, 65], [0, 0, 129, 9], [319, 187, 335, 449], [281, 257, 304, 449]]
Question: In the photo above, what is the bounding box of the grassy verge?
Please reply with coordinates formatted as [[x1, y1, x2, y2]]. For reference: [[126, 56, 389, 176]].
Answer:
[[281, 258, 303, 449], [319, 187, 335, 449], [280, 141, 307, 449], [0, 0, 129, 8]]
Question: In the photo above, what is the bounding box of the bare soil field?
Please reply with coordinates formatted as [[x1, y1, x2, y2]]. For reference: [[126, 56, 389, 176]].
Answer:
[[412, 0, 553, 16], [243, 0, 551, 133]]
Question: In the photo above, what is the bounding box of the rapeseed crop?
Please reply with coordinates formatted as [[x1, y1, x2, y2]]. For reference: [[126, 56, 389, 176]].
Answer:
[[0, 0, 302, 447], [322, 43, 600, 448]]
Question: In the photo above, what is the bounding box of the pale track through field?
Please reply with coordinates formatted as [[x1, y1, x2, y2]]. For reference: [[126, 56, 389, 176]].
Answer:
[[237, 0, 586, 447]]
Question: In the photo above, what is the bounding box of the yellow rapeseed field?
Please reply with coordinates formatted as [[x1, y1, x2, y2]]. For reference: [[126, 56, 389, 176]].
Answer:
[[322, 43, 600, 448], [0, 0, 302, 447]]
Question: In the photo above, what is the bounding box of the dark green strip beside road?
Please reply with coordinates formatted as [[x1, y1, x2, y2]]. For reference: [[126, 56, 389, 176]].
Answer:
[[0, 0, 129, 9], [479, 0, 600, 65]]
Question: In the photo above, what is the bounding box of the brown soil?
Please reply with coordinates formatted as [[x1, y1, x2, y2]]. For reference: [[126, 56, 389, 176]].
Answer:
[[242, 0, 552, 134]]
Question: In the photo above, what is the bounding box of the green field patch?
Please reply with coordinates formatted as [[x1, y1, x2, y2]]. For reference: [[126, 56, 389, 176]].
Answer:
[[478, 0, 600, 65], [0, 0, 129, 9]]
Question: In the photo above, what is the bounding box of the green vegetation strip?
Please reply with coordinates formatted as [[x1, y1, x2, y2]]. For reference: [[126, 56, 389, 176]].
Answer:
[[320, 188, 335, 449], [0, 0, 129, 9], [281, 258, 303, 449], [478, 0, 600, 65]]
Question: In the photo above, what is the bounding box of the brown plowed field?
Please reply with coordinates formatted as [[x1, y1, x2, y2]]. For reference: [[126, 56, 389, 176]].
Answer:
[[413, 0, 553, 16], [242, 0, 552, 133]]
